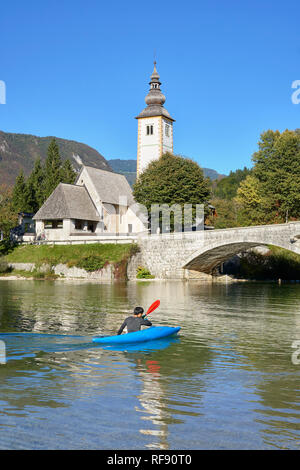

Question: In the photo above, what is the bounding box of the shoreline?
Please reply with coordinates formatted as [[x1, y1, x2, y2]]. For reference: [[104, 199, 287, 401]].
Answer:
[[0, 274, 299, 283]]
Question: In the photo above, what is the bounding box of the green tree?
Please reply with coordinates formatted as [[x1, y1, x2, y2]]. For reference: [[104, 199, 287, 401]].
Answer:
[[24, 158, 44, 212], [43, 138, 63, 200], [31, 158, 44, 206], [11, 141, 77, 214], [133, 153, 211, 230], [252, 129, 300, 222], [12, 170, 27, 212], [0, 185, 18, 238], [12, 158, 45, 213], [207, 167, 252, 229], [61, 159, 77, 185], [213, 167, 251, 200], [23, 178, 37, 213], [206, 198, 239, 229]]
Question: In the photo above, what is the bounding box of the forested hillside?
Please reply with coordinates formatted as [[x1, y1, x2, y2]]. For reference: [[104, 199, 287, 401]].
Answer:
[[0, 130, 112, 186]]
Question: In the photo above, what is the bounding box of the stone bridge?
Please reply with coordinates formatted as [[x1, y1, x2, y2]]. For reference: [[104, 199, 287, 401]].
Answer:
[[128, 222, 300, 279]]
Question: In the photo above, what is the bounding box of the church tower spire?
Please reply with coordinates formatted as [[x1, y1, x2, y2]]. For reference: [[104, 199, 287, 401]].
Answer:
[[136, 62, 175, 177]]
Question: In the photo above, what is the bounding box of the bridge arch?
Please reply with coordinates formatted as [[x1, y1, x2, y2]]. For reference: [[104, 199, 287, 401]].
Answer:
[[183, 227, 300, 274], [135, 222, 300, 279]]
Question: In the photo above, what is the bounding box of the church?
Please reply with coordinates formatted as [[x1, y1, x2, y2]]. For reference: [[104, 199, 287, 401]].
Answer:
[[30, 62, 174, 242]]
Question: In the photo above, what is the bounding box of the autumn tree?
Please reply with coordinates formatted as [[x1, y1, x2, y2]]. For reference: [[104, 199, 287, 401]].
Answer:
[[252, 129, 300, 222], [235, 130, 300, 225], [235, 174, 265, 225]]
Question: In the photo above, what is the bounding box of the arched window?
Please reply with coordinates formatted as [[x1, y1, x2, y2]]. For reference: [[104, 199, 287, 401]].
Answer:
[[146, 125, 154, 135]]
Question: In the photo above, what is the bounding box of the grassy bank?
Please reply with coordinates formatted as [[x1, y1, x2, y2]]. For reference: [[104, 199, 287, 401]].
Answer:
[[0, 269, 59, 280], [3, 243, 139, 275]]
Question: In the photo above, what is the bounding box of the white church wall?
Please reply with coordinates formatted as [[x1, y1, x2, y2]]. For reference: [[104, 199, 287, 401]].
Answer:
[[76, 167, 103, 233], [125, 206, 147, 234]]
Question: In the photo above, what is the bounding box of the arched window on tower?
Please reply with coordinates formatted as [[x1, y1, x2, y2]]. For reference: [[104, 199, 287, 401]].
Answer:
[[146, 125, 154, 135]]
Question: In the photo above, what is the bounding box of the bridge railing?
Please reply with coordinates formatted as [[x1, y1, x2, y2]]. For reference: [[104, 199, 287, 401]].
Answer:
[[138, 221, 300, 240]]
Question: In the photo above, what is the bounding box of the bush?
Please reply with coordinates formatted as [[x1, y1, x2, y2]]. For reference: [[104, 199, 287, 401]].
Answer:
[[129, 244, 140, 256], [0, 240, 16, 256], [32, 269, 58, 280], [75, 255, 105, 272], [136, 266, 155, 279], [0, 257, 10, 273]]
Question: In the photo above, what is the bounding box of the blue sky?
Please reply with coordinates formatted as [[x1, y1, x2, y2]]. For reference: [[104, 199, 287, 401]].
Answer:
[[1, 0, 300, 175]]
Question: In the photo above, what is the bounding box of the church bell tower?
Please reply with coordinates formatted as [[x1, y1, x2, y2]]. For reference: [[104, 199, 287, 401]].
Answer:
[[136, 62, 175, 177]]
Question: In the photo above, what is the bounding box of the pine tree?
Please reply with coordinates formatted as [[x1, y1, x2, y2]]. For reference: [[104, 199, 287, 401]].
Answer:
[[26, 157, 45, 210], [23, 178, 37, 213], [61, 159, 76, 185], [11, 140, 80, 216], [0, 185, 18, 238], [213, 167, 251, 200], [12, 170, 27, 212], [43, 138, 62, 200]]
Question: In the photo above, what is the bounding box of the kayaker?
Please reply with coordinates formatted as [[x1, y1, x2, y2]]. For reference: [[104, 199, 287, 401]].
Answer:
[[117, 307, 152, 335]]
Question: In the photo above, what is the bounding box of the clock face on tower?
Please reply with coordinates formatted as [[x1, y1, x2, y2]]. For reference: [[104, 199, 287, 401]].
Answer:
[[136, 62, 175, 177]]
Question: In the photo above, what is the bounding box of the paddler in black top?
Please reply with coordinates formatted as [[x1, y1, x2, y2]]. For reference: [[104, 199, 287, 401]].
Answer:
[[117, 307, 152, 335]]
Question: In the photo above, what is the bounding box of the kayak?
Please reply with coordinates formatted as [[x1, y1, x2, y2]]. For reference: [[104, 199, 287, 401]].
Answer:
[[99, 336, 180, 352], [92, 326, 181, 344]]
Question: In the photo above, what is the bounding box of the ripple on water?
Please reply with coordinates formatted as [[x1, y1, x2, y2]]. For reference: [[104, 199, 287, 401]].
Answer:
[[1, 281, 300, 449]]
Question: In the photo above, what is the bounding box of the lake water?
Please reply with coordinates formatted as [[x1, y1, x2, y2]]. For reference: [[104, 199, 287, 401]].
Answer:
[[0, 279, 300, 450]]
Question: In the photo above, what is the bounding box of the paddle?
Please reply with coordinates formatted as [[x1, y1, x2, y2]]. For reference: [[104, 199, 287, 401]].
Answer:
[[143, 299, 160, 318]]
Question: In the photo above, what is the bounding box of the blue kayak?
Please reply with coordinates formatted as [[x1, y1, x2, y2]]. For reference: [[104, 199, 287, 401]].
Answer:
[[92, 326, 181, 344]]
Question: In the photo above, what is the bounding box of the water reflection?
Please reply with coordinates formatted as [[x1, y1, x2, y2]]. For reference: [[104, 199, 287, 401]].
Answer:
[[0, 280, 300, 449], [117, 336, 213, 449], [136, 359, 171, 450]]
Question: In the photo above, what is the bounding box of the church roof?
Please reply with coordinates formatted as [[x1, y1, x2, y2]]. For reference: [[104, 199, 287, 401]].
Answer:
[[33, 183, 100, 221], [135, 62, 175, 121], [81, 166, 134, 206], [136, 105, 174, 121]]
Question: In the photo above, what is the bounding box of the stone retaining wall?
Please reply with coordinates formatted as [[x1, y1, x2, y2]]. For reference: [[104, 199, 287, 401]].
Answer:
[[8, 262, 114, 280]]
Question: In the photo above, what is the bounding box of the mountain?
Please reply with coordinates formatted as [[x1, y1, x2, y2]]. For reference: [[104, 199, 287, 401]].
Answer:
[[108, 159, 226, 186], [203, 168, 226, 181], [0, 130, 226, 188], [108, 159, 137, 186], [0, 130, 112, 186]]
